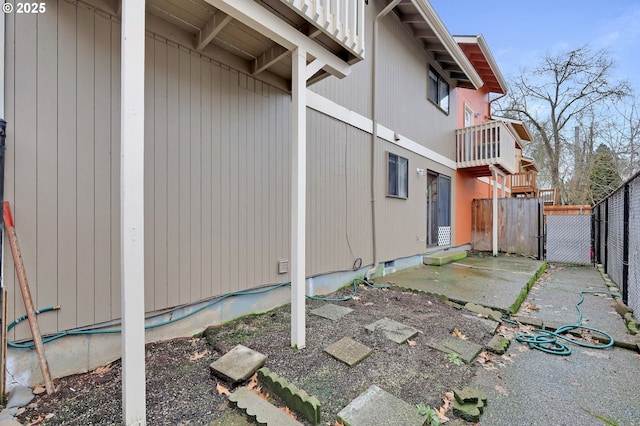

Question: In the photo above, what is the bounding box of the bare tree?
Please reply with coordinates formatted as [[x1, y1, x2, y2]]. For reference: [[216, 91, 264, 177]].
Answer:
[[497, 45, 630, 200]]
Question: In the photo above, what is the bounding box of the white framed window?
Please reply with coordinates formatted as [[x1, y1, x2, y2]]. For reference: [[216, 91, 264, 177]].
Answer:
[[428, 67, 450, 114], [387, 152, 408, 199]]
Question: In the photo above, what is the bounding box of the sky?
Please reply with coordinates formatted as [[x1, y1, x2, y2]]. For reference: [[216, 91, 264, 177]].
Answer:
[[430, 0, 640, 92]]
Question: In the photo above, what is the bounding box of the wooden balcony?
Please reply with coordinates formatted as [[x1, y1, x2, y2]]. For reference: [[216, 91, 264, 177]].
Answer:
[[282, 0, 365, 59], [511, 171, 537, 197], [456, 121, 517, 176], [539, 189, 559, 206]]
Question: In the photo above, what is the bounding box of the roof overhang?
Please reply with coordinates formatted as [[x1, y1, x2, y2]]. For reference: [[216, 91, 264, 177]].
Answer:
[[521, 156, 539, 172], [454, 34, 507, 94], [492, 115, 533, 146], [388, 0, 483, 89]]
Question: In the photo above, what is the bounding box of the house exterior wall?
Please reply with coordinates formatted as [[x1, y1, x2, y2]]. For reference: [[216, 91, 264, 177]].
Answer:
[[3, 0, 460, 346], [454, 87, 502, 246], [311, 2, 458, 161], [4, 1, 295, 340]]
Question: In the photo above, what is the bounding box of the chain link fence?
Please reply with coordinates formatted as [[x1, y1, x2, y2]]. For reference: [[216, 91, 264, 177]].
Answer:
[[593, 172, 640, 314], [546, 214, 591, 264]]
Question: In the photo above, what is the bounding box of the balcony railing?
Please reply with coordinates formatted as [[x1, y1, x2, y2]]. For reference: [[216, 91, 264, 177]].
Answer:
[[539, 189, 559, 206], [511, 171, 537, 195], [282, 0, 365, 58], [456, 121, 516, 175]]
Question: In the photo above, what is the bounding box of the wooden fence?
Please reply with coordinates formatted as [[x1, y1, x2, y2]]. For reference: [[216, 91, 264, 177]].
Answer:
[[472, 198, 543, 258]]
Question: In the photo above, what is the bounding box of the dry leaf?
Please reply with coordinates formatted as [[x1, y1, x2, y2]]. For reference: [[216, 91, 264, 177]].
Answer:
[[407, 339, 417, 346], [92, 364, 112, 375], [435, 406, 450, 422], [500, 354, 514, 363], [364, 302, 374, 306], [188, 350, 209, 361], [452, 327, 468, 340], [495, 385, 508, 396], [32, 385, 46, 395], [279, 406, 297, 419], [216, 383, 231, 396], [352, 296, 361, 301]]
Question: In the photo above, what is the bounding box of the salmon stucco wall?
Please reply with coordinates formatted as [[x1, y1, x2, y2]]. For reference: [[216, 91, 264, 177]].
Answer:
[[455, 171, 493, 246]]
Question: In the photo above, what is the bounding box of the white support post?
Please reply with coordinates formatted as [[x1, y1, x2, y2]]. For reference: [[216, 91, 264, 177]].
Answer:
[[120, 0, 146, 424], [490, 166, 498, 256], [291, 46, 307, 349]]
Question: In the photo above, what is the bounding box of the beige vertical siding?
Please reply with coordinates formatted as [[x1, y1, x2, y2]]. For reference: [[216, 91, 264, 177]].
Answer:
[[5, 0, 460, 341], [311, 0, 458, 159], [4, 2, 294, 339], [306, 111, 373, 276]]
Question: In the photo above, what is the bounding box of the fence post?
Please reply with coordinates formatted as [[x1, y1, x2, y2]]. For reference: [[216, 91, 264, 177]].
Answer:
[[623, 183, 629, 304], [590, 208, 596, 265], [604, 198, 608, 273]]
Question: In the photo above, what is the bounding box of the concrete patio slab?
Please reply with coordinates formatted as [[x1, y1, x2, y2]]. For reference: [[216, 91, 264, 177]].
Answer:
[[210, 344, 267, 383], [324, 337, 372, 367], [337, 385, 426, 426], [364, 317, 421, 343], [377, 255, 545, 314], [310, 303, 353, 321]]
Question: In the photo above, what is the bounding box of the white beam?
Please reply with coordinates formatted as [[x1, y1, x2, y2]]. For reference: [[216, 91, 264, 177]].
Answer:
[[120, 0, 146, 424], [204, 0, 350, 79], [305, 59, 324, 80], [291, 46, 306, 349], [196, 11, 231, 52], [253, 44, 288, 75]]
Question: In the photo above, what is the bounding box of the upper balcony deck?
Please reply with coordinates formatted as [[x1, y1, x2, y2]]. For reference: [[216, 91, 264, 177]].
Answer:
[[456, 121, 517, 177], [282, 0, 365, 60]]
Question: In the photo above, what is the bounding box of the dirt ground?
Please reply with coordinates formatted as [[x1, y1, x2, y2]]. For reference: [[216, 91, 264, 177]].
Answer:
[[15, 280, 502, 425]]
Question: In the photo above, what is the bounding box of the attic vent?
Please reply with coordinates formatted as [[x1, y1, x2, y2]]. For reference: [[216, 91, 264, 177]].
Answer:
[[278, 259, 289, 274]]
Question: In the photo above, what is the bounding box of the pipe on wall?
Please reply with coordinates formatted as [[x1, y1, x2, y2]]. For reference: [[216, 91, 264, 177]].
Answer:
[[365, 0, 402, 281]]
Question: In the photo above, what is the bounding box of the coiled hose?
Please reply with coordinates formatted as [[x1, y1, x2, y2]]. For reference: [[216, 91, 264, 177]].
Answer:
[[510, 291, 619, 356]]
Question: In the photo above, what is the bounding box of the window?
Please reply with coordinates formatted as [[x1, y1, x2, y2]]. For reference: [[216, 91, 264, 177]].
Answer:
[[387, 152, 408, 198], [428, 67, 449, 113]]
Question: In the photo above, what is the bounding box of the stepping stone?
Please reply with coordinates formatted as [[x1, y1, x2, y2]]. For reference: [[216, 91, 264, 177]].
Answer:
[[229, 387, 302, 426], [310, 303, 353, 321], [337, 385, 426, 426], [465, 303, 503, 322], [431, 338, 483, 364], [462, 314, 500, 335], [486, 335, 510, 354], [210, 344, 267, 383], [324, 337, 372, 366], [6, 385, 33, 408], [364, 317, 420, 344], [511, 315, 543, 328]]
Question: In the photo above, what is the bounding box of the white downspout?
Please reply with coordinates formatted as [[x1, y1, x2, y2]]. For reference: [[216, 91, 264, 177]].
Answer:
[[365, 0, 401, 281]]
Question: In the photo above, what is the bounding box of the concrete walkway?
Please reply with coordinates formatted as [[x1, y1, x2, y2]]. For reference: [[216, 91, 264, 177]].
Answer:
[[379, 257, 640, 426], [468, 264, 640, 426], [377, 255, 545, 314]]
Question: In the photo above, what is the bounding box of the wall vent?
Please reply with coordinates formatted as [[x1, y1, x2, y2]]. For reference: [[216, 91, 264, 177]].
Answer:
[[278, 259, 289, 274]]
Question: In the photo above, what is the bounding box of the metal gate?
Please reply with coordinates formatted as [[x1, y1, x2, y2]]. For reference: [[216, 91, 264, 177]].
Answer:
[[545, 213, 591, 264]]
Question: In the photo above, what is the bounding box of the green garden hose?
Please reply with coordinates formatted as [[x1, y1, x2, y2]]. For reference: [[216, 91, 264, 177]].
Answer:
[[6, 278, 387, 349], [511, 291, 619, 356]]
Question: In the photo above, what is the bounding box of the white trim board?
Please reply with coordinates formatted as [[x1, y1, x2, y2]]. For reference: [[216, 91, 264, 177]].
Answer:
[[306, 90, 457, 170]]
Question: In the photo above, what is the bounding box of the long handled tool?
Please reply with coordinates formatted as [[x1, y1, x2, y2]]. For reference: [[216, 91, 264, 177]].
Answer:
[[3, 202, 54, 394]]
